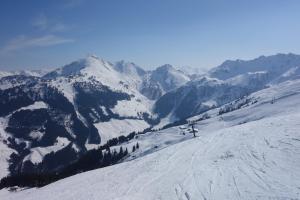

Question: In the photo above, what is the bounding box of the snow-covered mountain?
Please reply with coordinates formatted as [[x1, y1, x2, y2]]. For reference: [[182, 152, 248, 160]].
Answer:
[[113, 60, 146, 86], [0, 69, 50, 79], [154, 53, 300, 126], [2, 75, 300, 200], [209, 53, 300, 80], [176, 65, 207, 76], [0, 71, 14, 79], [140, 64, 190, 100], [0, 56, 157, 176], [0, 55, 192, 176]]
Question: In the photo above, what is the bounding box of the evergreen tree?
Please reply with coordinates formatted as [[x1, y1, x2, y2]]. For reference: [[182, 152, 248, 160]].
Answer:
[[119, 146, 123, 156], [113, 149, 117, 157], [103, 148, 112, 166]]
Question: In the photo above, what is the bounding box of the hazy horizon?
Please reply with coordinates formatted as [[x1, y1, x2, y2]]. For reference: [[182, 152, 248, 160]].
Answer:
[[1, 52, 300, 72]]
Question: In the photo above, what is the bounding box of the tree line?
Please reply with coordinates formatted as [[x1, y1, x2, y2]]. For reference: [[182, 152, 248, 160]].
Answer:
[[0, 142, 140, 189]]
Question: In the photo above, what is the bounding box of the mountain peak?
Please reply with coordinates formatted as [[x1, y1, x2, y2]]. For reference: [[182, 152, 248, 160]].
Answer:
[[176, 66, 207, 76], [210, 53, 300, 80], [114, 60, 146, 77], [85, 54, 111, 64], [43, 55, 115, 79], [155, 64, 174, 72]]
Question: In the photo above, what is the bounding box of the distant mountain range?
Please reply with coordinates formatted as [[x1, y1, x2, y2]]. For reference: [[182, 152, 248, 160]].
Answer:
[[0, 69, 50, 79], [1, 53, 300, 177]]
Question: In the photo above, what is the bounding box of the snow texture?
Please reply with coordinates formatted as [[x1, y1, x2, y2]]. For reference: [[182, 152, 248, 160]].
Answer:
[[94, 119, 149, 144]]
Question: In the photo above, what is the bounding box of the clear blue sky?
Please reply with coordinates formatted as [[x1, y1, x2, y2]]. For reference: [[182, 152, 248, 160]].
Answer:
[[0, 0, 300, 70]]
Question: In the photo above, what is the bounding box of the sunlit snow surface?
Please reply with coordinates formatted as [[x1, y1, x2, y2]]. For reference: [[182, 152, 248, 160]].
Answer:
[[1, 80, 300, 199], [94, 119, 149, 144]]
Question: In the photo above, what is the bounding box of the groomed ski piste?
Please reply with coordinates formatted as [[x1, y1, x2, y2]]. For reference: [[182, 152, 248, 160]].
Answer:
[[1, 79, 300, 199]]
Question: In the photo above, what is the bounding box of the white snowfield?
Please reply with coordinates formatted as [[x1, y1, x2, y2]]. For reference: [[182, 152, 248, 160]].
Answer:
[[16, 101, 48, 112], [1, 80, 300, 199], [94, 119, 149, 144], [23, 137, 70, 165]]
